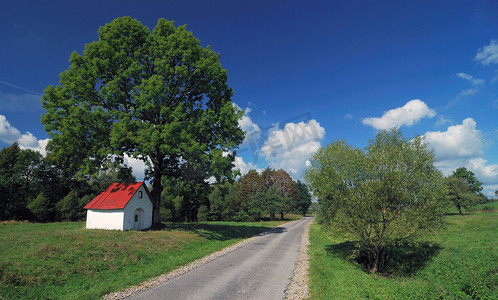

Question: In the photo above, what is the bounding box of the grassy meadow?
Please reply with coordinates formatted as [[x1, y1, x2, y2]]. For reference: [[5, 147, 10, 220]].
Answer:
[[308, 202, 497, 299], [0, 219, 292, 299]]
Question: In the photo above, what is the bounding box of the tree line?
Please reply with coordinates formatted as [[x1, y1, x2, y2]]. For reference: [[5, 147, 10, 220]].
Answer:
[[160, 167, 312, 222], [0, 142, 312, 223], [0, 143, 135, 222]]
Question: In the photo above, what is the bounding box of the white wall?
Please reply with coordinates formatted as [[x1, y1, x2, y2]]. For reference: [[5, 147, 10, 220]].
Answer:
[[86, 209, 124, 231], [123, 185, 153, 231]]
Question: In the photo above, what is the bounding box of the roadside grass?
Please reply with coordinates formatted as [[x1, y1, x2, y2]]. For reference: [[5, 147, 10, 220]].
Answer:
[[308, 208, 497, 299], [0, 219, 293, 299]]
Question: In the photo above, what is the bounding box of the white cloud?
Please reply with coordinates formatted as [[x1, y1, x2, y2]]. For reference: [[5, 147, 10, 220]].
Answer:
[[17, 132, 39, 148], [234, 104, 261, 156], [424, 118, 498, 197], [424, 118, 483, 160], [19, 138, 50, 157], [344, 113, 353, 119], [467, 158, 498, 184], [0, 114, 50, 156], [363, 99, 437, 130], [233, 156, 260, 176], [455, 72, 484, 86], [237, 106, 261, 135], [123, 155, 147, 181], [0, 114, 22, 144], [475, 39, 498, 65], [261, 119, 325, 180]]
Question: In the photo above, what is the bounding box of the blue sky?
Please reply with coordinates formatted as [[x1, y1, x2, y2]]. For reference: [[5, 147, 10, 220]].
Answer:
[[1, 0, 497, 196]]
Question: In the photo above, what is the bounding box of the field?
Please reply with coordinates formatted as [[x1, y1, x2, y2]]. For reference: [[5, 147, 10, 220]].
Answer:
[[0, 220, 291, 299], [308, 202, 497, 299]]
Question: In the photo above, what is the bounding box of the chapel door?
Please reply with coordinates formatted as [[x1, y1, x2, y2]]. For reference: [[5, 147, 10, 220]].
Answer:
[[133, 209, 140, 230]]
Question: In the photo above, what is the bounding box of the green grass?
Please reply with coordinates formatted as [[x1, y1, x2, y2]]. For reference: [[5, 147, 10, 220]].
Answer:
[[0, 220, 291, 299], [308, 209, 497, 299]]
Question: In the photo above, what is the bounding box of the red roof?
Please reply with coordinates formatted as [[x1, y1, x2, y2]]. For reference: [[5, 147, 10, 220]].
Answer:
[[83, 182, 149, 210]]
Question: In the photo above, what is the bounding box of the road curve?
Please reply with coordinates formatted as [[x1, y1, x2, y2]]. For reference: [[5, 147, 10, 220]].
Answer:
[[126, 217, 314, 300]]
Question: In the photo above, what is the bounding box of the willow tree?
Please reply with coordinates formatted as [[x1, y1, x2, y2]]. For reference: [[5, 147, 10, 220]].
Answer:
[[42, 17, 244, 224], [306, 129, 447, 273]]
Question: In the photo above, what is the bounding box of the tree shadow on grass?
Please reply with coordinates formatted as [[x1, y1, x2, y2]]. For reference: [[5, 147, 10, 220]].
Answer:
[[151, 223, 277, 241], [325, 241, 441, 277]]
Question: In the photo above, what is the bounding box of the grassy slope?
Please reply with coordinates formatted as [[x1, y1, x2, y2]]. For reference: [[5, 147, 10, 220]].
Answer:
[[0, 220, 290, 299], [308, 205, 497, 299]]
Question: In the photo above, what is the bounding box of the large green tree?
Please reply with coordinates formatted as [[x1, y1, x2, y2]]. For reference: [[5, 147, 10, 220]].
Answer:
[[42, 17, 244, 224], [306, 129, 447, 273]]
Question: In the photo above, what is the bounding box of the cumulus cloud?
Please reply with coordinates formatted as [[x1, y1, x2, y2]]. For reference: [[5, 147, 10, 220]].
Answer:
[[0, 114, 50, 156], [455, 72, 484, 86], [234, 104, 261, 157], [233, 156, 260, 176], [237, 106, 261, 135], [424, 118, 498, 197], [0, 114, 23, 144], [19, 138, 50, 157], [424, 118, 483, 160], [363, 99, 437, 130], [475, 39, 498, 65], [468, 158, 498, 183], [260, 119, 325, 179]]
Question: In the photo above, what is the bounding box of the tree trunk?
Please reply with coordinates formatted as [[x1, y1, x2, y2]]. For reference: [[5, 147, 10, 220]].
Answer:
[[457, 204, 462, 214], [151, 166, 163, 225], [280, 211, 284, 220], [370, 246, 384, 273]]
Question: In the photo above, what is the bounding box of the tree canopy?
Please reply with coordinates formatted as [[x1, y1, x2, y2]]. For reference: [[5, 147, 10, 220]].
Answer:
[[445, 176, 478, 214], [294, 180, 312, 216], [41, 17, 244, 223], [305, 129, 447, 273], [451, 167, 483, 194]]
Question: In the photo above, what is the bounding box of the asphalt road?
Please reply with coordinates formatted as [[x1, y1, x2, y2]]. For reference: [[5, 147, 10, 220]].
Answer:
[[127, 217, 314, 300]]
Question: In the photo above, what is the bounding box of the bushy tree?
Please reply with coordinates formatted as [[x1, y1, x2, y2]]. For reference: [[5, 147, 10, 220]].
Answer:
[[57, 190, 86, 221], [208, 181, 243, 221], [42, 17, 244, 225], [306, 129, 447, 273], [0, 144, 46, 220], [239, 169, 264, 202], [247, 186, 282, 221], [271, 169, 297, 219], [445, 177, 479, 214], [451, 167, 483, 194], [27, 192, 55, 222], [295, 180, 312, 216]]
